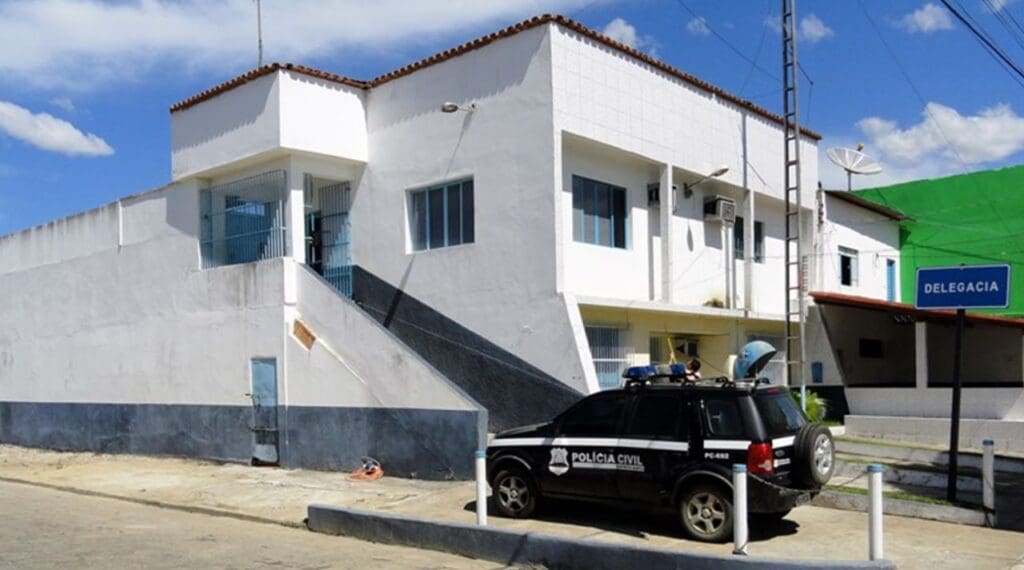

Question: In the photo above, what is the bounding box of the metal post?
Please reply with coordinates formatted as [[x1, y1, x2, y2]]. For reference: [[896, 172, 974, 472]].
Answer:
[[868, 464, 884, 561], [947, 308, 965, 502], [732, 464, 748, 556], [982, 439, 995, 527], [475, 450, 487, 526]]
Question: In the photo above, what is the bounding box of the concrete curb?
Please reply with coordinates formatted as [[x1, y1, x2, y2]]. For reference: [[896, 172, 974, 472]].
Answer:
[[307, 504, 893, 570], [813, 490, 985, 527]]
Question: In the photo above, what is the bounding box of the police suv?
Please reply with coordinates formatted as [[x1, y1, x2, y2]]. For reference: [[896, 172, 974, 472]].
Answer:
[[486, 343, 835, 543]]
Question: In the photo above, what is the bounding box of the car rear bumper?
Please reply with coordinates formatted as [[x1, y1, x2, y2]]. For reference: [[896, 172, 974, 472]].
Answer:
[[748, 475, 817, 513]]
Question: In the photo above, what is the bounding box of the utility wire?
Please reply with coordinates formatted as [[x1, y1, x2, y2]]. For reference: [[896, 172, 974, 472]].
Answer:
[[940, 0, 1024, 86], [982, 0, 1024, 52]]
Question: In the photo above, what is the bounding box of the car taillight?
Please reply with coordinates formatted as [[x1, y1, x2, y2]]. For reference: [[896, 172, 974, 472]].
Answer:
[[748, 442, 774, 476]]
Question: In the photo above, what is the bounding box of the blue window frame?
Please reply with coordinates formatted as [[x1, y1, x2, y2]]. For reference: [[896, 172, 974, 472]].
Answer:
[[408, 179, 474, 252], [572, 175, 628, 249]]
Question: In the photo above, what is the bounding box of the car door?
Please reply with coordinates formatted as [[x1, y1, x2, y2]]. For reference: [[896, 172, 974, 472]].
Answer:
[[699, 395, 750, 467], [616, 390, 689, 503], [539, 391, 629, 499]]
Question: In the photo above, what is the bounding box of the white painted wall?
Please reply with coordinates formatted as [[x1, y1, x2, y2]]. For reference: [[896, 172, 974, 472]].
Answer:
[[353, 25, 589, 392], [550, 24, 819, 206], [0, 170, 476, 415], [0, 183, 285, 406], [287, 262, 476, 410], [171, 71, 368, 182], [278, 72, 368, 163], [846, 388, 1024, 420], [171, 74, 282, 181], [815, 194, 900, 300]]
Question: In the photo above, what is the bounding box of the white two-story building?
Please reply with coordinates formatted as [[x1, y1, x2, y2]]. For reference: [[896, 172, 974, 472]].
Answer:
[[1, 15, 917, 475]]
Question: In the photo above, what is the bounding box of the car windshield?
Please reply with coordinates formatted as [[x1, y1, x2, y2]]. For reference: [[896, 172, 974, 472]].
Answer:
[[755, 391, 807, 437]]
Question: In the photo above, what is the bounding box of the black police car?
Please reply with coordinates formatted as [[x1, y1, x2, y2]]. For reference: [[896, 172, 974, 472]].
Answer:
[[486, 343, 835, 543]]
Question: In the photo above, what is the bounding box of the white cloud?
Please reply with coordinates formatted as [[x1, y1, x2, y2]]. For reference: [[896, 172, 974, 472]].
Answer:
[[799, 14, 834, 44], [989, 0, 1017, 12], [603, 17, 638, 47], [898, 3, 953, 33], [0, 100, 113, 157], [821, 102, 1024, 187], [49, 96, 75, 113], [686, 17, 710, 36], [764, 13, 834, 44], [601, 17, 656, 54], [0, 0, 602, 91]]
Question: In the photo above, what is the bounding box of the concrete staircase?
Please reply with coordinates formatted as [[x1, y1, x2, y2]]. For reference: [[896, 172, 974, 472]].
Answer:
[[830, 435, 1024, 530]]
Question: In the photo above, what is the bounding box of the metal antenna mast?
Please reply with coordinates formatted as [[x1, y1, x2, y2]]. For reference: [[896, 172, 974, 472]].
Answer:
[[782, 0, 807, 408], [255, 0, 264, 67]]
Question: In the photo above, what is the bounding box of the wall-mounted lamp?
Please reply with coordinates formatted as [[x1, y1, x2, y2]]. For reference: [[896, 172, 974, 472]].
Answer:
[[682, 165, 729, 198], [441, 101, 477, 113]]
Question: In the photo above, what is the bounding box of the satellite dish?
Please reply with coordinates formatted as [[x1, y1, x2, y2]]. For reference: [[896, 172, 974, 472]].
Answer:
[[827, 146, 882, 191]]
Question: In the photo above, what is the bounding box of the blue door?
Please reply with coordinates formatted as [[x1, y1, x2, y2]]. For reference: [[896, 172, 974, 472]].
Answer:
[[250, 358, 279, 465], [886, 259, 896, 302]]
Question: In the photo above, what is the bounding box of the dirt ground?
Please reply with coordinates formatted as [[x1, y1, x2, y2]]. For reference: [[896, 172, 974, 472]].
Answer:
[[1, 445, 1021, 569]]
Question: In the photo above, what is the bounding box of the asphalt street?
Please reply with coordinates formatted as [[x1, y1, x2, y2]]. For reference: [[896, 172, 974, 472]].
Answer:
[[0, 480, 495, 570]]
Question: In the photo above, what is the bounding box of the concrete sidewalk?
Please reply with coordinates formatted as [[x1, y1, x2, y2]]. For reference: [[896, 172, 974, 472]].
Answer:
[[1, 445, 1021, 569]]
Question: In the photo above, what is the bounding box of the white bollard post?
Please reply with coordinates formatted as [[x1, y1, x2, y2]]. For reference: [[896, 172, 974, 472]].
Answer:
[[982, 439, 995, 527], [733, 464, 748, 556], [475, 450, 487, 526], [868, 464, 884, 561]]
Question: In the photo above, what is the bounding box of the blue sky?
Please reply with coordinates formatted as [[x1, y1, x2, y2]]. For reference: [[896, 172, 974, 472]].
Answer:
[[2, 0, 1024, 235]]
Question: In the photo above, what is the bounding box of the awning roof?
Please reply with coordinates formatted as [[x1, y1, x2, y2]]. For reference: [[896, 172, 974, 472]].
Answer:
[[810, 291, 1024, 330]]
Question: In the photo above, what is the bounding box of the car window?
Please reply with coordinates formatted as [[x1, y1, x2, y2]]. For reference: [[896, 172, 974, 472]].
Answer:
[[755, 391, 807, 437], [703, 398, 745, 438], [625, 393, 684, 439], [559, 393, 628, 437]]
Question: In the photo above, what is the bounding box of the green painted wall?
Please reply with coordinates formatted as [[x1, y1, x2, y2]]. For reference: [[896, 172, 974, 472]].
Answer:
[[855, 165, 1024, 317]]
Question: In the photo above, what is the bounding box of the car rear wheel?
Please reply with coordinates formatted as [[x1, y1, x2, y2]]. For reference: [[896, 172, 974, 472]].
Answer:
[[793, 423, 835, 487], [492, 468, 538, 518], [679, 483, 733, 543]]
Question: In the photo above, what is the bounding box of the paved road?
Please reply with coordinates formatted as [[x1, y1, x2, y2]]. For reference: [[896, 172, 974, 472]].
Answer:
[[0, 481, 494, 570]]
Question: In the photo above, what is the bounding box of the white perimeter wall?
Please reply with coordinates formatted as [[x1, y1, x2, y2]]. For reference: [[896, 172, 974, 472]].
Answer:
[[354, 25, 590, 392], [0, 182, 285, 406]]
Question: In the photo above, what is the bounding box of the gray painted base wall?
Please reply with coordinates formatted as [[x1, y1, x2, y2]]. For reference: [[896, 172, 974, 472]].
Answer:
[[0, 402, 482, 480]]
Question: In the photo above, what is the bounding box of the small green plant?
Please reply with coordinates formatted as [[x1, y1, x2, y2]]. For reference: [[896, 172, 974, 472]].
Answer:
[[803, 390, 828, 422]]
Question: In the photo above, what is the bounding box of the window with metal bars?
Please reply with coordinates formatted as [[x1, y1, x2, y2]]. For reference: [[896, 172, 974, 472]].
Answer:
[[585, 325, 630, 390]]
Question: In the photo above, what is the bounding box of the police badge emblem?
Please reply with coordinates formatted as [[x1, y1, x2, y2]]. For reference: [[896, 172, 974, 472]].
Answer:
[[549, 447, 570, 476]]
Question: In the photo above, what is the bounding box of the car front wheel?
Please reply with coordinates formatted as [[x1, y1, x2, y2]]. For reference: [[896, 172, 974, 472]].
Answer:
[[680, 483, 733, 543], [492, 468, 538, 518]]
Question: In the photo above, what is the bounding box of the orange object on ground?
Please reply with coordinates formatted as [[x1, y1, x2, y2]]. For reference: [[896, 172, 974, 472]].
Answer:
[[350, 457, 383, 481]]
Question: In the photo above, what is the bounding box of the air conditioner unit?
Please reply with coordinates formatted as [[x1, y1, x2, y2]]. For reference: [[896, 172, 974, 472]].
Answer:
[[646, 182, 678, 206], [703, 196, 737, 224]]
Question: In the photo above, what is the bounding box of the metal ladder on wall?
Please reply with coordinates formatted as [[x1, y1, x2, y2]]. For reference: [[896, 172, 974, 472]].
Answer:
[[782, 0, 807, 407]]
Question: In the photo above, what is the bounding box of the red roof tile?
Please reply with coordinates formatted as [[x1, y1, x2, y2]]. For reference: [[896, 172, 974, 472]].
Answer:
[[168, 14, 822, 141]]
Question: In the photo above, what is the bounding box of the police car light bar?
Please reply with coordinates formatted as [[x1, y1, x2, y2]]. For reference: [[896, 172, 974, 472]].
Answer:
[[622, 363, 688, 380]]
